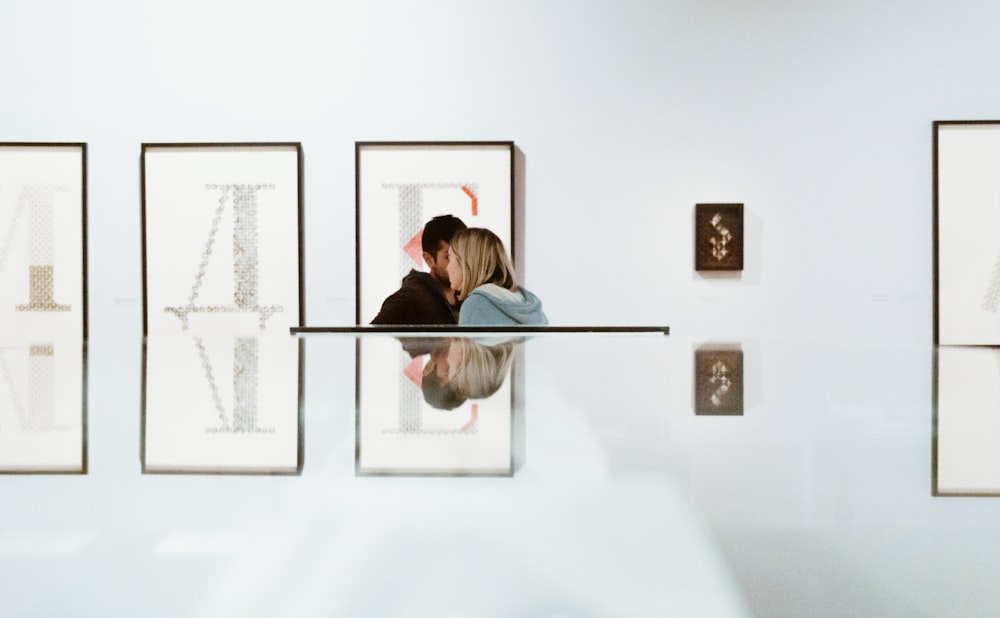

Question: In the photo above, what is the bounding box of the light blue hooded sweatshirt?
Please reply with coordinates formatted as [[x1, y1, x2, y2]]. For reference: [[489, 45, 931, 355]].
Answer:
[[458, 284, 548, 326]]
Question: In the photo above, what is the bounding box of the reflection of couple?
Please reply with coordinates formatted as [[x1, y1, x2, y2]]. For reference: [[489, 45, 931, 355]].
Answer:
[[420, 338, 516, 411], [371, 215, 547, 326]]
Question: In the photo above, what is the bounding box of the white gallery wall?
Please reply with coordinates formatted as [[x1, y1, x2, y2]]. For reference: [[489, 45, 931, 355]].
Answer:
[[4, 0, 993, 342]]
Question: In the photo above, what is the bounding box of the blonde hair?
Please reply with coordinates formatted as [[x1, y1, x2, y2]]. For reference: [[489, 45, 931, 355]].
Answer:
[[450, 339, 515, 400], [449, 227, 517, 301]]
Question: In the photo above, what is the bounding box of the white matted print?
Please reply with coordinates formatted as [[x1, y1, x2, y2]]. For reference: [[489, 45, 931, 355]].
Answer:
[[0, 338, 85, 473], [142, 143, 302, 336], [143, 334, 301, 474], [0, 143, 86, 341], [356, 142, 514, 324], [357, 336, 515, 476], [936, 346, 1000, 495], [934, 122, 1000, 344]]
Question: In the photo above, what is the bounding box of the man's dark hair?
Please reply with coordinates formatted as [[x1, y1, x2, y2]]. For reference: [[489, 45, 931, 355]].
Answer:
[[422, 372, 468, 410], [422, 215, 467, 255]]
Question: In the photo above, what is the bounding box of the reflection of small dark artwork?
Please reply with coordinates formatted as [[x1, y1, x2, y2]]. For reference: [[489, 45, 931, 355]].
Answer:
[[695, 348, 743, 416], [695, 203, 743, 271]]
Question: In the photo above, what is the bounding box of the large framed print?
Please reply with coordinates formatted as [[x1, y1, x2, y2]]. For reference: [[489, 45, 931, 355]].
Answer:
[[695, 203, 743, 271], [0, 143, 87, 339], [933, 121, 1000, 344], [142, 334, 302, 474], [141, 143, 303, 336], [356, 142, 514, 324], [357, 336, 518, 476]]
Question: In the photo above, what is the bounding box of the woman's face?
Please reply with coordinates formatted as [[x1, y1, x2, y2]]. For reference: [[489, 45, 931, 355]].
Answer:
[[446, 247, 463, 292]]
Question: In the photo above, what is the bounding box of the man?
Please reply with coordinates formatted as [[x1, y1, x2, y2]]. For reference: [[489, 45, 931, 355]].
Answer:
[[370, 214, 467, 325]]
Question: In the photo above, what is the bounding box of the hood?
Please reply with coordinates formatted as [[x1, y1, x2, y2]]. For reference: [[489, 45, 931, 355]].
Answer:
[[467, 285, 548, 325]]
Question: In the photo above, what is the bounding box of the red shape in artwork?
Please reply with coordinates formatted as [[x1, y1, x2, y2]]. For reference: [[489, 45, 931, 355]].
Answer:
[[403, 356, 423, 388], [461, 186, 478, 216], [403, 230, 424, 266]]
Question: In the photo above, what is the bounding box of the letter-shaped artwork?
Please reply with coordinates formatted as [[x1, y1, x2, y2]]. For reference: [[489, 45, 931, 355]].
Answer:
[[0, 341, 85, 472], [141, 143, 303, 336], [0, 144, 86, 473], [356, 336, 517, 476], [0, 144, 86, 332], [694, 345, 743, 416], [695, 203, 744, 271], [142, 334, 301, 474], [355, 142, 515, 324]]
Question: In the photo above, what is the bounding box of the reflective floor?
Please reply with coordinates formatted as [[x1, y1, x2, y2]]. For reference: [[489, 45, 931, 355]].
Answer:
[[2, 329, 998, 617]]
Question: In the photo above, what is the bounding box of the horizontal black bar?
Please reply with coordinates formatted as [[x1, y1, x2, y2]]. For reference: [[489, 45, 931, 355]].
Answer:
[[291, 325, 669, 335]]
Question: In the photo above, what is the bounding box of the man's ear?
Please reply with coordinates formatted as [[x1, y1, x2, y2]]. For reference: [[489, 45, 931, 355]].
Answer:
[[422, 251, 435, 267]]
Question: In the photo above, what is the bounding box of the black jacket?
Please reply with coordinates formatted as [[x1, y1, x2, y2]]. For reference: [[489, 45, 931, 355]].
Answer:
[[370, 270, 459, 325]]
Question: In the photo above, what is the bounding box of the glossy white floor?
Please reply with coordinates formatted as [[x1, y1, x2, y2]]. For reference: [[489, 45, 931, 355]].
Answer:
[[2, 326, 996, 617]]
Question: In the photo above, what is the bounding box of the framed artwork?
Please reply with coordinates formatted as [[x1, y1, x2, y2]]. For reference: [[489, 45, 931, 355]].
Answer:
[[933, 121, 1000, 344], [934, 346, 1000, 496], [0, 340, 86, 473], [356, 141, 515, 324], [142, 334, 302, 474], [0, 143, 87, 339], [356, 336, 517, 476], [695, 345, 743, 416], [141, 143, 303, 336], [0, 143, 87, 474], [695, 203, 743, 271]]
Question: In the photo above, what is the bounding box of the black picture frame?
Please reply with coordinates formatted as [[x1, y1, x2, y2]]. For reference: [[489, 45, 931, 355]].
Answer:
[[355, 141, 515, 325], [931, 120, 1000, 345], [140, 142, 305, 336]]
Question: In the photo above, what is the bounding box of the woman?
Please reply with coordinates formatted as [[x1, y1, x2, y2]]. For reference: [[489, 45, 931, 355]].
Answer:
[[446, 227, 548, 326]]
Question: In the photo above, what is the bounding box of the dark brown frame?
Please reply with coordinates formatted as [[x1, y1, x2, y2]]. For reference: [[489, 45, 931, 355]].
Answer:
[[355, 141, 516, 325], [140, 142, 305, 336], [695, 203, 744, 271], [694, 345, 744, 416]]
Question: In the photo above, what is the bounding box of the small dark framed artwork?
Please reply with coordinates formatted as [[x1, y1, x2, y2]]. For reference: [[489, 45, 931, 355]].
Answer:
[[695, 203, 743, 271], [695, 345, 743, 416]]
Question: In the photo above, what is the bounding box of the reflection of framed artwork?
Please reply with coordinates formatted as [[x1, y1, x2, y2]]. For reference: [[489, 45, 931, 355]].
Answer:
[[0, 143, 87, 340], [934, 346, 1000, 496], [694, 345, 743, 416], [142, 334, 302, 474], [695, 203, 743, 271], [356, 142, 514, 324], [141, 143, 303, 336], [933, 121, 1000, 344], [0, 339, 86, 473], [356, 336, 516, 476]]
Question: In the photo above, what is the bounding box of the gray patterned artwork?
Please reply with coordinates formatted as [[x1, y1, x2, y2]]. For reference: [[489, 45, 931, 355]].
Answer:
[[0, 144, 86, 474], [142, 334, 300, 474], [142, 144, 302, 336], [385, 182, 478, 280]]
